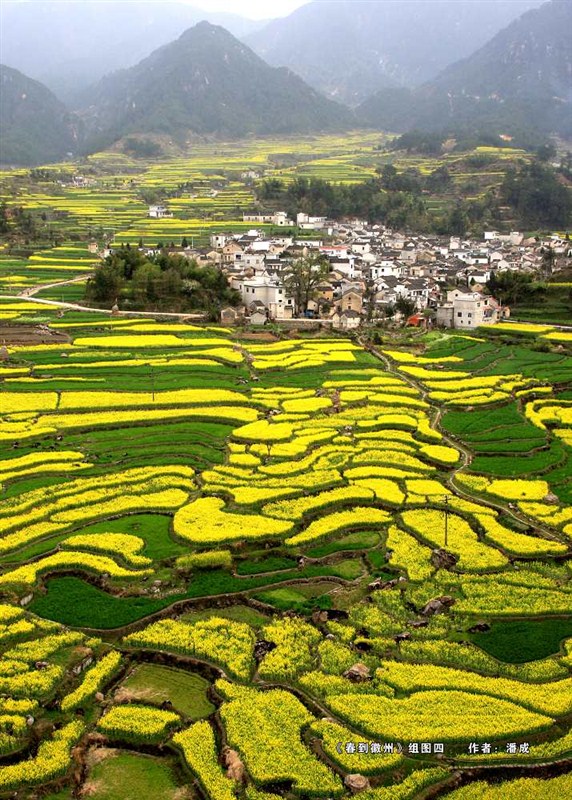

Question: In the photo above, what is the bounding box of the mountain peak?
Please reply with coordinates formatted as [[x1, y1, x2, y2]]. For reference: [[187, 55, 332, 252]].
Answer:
[[79, 22, 353, 150], [0, 64, 78, 164], [358, 0, 572, 141], [180, 20, 230, 37], [245, 0, 544, 106]]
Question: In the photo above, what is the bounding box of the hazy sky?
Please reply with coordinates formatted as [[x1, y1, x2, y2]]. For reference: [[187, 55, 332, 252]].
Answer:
[[193, 0, 308, 19], [6, 0, 310, 21]]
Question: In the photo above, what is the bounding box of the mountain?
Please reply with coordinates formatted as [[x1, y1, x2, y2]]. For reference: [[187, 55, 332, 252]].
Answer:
[[359, 0, 572, 140], [0, 1, 267, 104], [78, 21, 353, 150], [0, 65, 79, 165], [245, 0, 543, 106], [431, 0, 572, 101]]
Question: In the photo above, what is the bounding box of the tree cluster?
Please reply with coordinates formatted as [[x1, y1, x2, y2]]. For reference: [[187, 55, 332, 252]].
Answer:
[[257, 154, 571, 235], [501, 161, 572, 229], [486, 270, 545, 306], [257, 172, 499, 236], [390, 128, 545, 156], [123, 138, 163, 158], [257, 176, 428, 230], [85, 245, 240, 318]]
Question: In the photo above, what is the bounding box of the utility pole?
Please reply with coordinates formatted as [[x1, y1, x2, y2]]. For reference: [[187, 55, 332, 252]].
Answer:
[[443, 495, 449, 548]]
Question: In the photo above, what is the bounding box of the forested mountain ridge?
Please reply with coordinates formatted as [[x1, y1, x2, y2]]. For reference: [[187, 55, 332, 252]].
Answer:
[[0, 0, 265, 104], [245, 0, 543, 106], [359, 0, 572, 140], [0, 65, 79, 165], [78, 22, 354, 151]]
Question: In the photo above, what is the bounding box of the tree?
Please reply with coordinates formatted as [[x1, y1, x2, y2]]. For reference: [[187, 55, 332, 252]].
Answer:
[[423, 307, 436, 327], [383, 303, 396, 322], [282, 254, 330, 316], [0, 203, 9, 235], [426, 165, 452, 192], [363, 282, 377, 322], [447, 206, 469, 236], [536, 143, 557, 163], [541, 245, 556, 278], [502, 162, 572, 228], [395, 296, 417, 320], [487, 270, 541, 306], [131, 262, 162, 305], [86, 264, 124, 304], [86, 248, 240, 315]]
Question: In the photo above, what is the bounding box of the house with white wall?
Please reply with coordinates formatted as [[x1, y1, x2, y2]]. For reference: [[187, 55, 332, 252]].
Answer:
[[235, 274, 294, 319], [436, 290, 498, 329]]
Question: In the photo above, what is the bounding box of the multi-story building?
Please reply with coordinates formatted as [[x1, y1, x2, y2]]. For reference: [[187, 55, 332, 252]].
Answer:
[[436, 290, 498, 329]]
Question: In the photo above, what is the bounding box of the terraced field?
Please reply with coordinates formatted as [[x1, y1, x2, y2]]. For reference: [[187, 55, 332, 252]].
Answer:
[[0, 133, 534, 297], [0, 133, 383, 277], [0, 297, 571, 798]]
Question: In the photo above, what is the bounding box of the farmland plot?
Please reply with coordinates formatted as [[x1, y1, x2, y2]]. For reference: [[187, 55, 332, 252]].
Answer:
[[0, 303, 571, 797]]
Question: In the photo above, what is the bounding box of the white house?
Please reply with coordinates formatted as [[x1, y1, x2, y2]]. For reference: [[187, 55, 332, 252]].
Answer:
[[437, 290, 498, 329], [297, 212, 327, 230], [332, 309, 361, 330], [210, 233, 229, 249], [242, 252, 267, 271], [243, 211, 293, 226], [350, 239, 372, 255], [148, 205, 172, 219], [235, 274, 294, 319], [329, 255, 358, 279], [367, 262, 402, 280]]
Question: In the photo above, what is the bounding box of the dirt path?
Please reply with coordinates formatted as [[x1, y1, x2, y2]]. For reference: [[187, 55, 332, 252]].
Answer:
[[21, 274, 92, 298], [0, 290, 206, 320]]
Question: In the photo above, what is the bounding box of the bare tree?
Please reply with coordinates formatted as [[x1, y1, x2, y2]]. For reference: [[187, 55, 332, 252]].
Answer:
[[282, 253, 330, 316]]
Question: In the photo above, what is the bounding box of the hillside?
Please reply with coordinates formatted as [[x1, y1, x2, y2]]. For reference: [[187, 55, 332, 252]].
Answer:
[[359, 0, 572, 140], [245, 0, 542, 106], [0, 65, 79, 165], [79, 22, 353, 150], [0, 0, 264, 104]]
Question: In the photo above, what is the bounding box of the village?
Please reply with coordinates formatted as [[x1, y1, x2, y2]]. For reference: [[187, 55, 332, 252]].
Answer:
[[116, 207, 572, 329]]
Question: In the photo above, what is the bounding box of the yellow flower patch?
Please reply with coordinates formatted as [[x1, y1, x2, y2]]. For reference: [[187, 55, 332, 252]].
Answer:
[[0, 551, 152, 587], [477, 514, 567, 556], [327, 690, 551, 743], [124, 617, 255, 680], [174, 497, 294, 544], [97, 704, 180, 742], [73, 335, 229, 348], [351, 478, 405, 505], [233, 419, 293, 442], [263, 485, 374, 520], [400, 509, 507, 571], [173, 722, 236, 800], [386, 525, 434, 581], [487, 479, 549, 501], [286, 507, 390, 546], [281, 396, 332, 413], [61, 533, 151, 566], [419, 444, 460, 465], [58, 387, 248, 410], [382, 349, 463, 364], [61, 652, 123, 711]]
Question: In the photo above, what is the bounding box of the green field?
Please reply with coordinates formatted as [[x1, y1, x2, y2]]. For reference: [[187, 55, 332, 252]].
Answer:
[[84, 752, 189, 800], [119, 664, 215, 719], [0, 287, 571, 797]]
